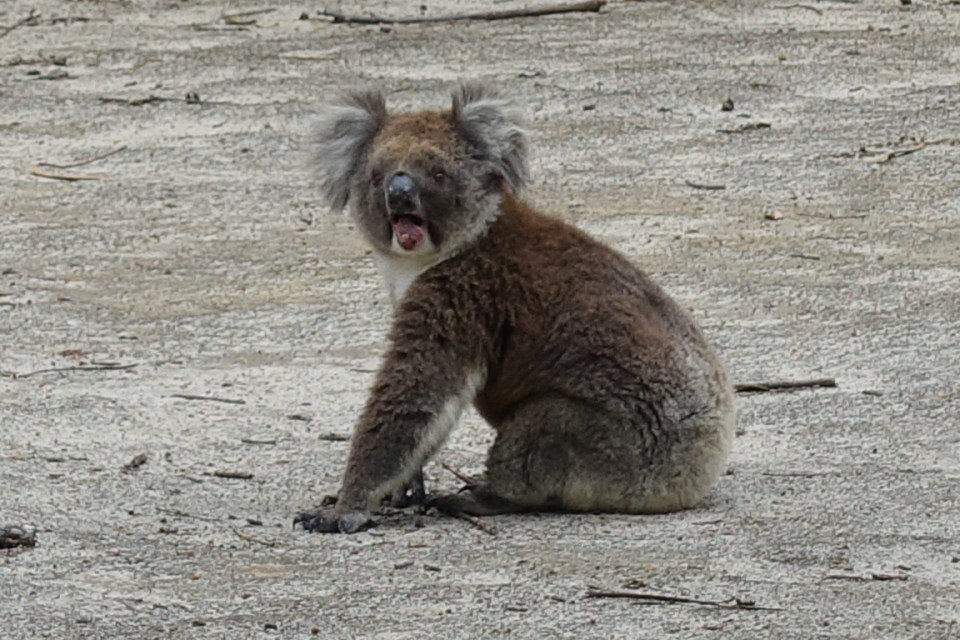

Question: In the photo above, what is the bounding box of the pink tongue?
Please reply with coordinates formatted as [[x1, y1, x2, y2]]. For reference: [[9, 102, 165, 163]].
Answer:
[[393, 218, 425, 251]]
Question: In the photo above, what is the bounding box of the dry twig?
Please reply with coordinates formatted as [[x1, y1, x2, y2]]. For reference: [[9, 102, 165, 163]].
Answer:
[[1, 363, 138, 379], [864, 143, 926, 164], [823, 572, 908, 582], [157, 507, 220, 522], [100, 95, 169, 106], [441, 462, 476, 485], [450, 512, 498, 535], [29, 166, 104, 181], [763, 470, 835, 478], [717, 122, 771, 134], [317, 0, 606, 25], [735, 378, 836, 393], [210, 470, 254, 480], [776, 3, 824, 14], [234, 528, 277, 546], [222, 8, 275, 25], [36, 146, 127, 170], [0, 9, 39, 39], [685, 180, 726, 191], [169, 394, 245, 405], [585, 590, 781, 611]]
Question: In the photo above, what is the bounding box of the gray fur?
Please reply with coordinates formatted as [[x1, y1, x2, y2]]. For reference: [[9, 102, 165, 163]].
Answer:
[[451, 82, 530, 194], [311, 90, 386, 211], [297, 84, 735, 534]]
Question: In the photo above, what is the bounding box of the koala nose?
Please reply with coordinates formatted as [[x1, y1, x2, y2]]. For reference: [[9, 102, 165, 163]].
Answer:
[[386, 172, 417, 209]]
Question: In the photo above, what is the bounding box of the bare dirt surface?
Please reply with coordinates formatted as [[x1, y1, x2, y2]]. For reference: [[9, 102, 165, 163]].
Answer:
[[2, 0, 959, 638]]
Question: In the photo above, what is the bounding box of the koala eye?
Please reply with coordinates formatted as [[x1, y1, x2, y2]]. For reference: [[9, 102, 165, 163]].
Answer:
[[370, 170, 383, 186], [432, 169, 448, 184]]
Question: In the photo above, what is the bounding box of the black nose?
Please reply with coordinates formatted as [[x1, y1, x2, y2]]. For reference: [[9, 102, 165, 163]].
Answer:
[[386, 172, 417, 209]]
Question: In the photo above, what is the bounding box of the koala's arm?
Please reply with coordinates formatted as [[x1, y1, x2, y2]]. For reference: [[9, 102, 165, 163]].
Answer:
[[333, 284, 493, 519]]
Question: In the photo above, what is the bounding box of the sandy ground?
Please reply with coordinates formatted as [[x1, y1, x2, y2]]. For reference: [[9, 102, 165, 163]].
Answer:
[[2, 0, 959, 638]]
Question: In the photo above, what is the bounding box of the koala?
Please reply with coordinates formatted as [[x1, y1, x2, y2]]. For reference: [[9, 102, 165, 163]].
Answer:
[[296, 83, 735, 534]]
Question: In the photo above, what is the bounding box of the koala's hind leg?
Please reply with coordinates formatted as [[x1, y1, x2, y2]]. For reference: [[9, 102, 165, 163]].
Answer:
[[427, 479, 533, 516], [432, 394, 644, 517]]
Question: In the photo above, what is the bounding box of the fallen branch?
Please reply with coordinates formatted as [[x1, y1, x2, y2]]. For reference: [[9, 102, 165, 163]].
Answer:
[[823, 572, 908, 582], [234, 528, 276, 546], [0, 363, 138, 379], [585, 590, 781, 611], [864, 143, 926, 164], [441, 462, 476, 485], [717, 122, 771, 134], [29, 165, 104, 181], [775, 3, 823, 15], [797, 212, 868, 220], [36, 145, 127, 170], [763, 470, 835, 477], [0, 9, 39, 39], [157, 507, 221, 522], [222, 7, 275, 25], [317, 0, 606, 25], [685, 180, 726, 191], [450, 511, 498, 536], [169, 393, 246, 405], [735, 378, 836, 393], [209, 470, 254, 480], [100, 95, 169, 106]]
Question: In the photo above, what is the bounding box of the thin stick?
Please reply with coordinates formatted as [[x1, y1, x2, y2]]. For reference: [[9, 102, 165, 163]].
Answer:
[[865, 143, 926, 164], [735, 378, 836, 393], [28, 166, 104, 181], [99, 95, 169, 106], [441, 462, 475, 485], [1, 363, 138, 379], [797, 212, 868, 220], [823, 572, 908, 582], [762, 471, 835, 478], [222, 8, 276, 21], [0, 9, 39, 39], [684, 180, 726, 191], [585, 590, 781, 611], [36, 146, 127, 170], [157, 507, 221, 522], [450, 512, 498, 536], [317, 0, 606, 25], [209, 470, 254, 480], [169, 394, 246, 405], [233, 528, 276, 546], [775, 4, 824, 15]]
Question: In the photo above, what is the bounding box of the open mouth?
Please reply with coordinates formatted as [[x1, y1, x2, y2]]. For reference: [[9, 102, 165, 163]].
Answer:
[[389, 211, 428, 252]]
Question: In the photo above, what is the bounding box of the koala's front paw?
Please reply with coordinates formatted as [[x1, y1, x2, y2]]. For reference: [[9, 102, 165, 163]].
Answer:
[[293, 509, 372, 534]]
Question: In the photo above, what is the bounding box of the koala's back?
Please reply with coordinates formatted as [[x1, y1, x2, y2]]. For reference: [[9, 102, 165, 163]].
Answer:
[[412, 194, 735, 512]]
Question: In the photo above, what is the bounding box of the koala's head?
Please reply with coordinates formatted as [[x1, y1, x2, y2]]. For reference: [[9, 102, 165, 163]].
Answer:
[[311, 83, 529, 257]]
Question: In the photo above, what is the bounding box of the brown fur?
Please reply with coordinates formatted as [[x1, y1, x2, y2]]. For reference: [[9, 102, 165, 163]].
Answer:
[[299, 84, 734, 533]]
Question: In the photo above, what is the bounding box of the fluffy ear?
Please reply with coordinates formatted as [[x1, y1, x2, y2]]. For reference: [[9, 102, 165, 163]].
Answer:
[[451, 83, 529, 193], [311, 90, 387, 211]]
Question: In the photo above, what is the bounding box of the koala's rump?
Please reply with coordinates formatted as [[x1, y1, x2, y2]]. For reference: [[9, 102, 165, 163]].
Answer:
[[465, 201, 734, 509]]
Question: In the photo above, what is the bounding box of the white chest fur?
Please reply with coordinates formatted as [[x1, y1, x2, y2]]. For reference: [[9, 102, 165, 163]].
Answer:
[[373, 251, 440, 305]]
